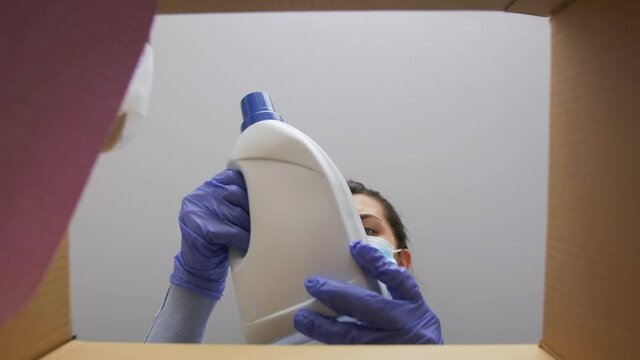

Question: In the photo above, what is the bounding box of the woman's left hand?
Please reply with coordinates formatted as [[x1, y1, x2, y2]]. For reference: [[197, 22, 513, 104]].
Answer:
[[293, 240, 443, 344]]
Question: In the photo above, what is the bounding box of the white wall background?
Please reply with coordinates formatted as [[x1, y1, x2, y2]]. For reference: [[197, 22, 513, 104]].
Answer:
[[70, 11, 550, 344]]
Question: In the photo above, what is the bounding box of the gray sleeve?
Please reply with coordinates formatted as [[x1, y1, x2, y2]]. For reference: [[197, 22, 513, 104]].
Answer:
[[144, 284, 217, 343]]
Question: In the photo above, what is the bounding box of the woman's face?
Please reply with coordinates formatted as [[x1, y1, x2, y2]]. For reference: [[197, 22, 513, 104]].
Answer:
[[352, 194, 412, 269]]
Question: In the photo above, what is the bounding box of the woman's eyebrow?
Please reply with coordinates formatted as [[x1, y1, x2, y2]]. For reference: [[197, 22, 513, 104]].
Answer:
[[360, 213, 382, 222]]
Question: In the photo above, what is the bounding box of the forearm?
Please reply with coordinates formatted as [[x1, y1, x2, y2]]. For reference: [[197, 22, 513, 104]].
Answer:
[[145, 284, 217, 343]]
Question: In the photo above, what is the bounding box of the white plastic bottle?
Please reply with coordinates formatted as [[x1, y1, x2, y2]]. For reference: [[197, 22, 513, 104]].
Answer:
[[228, 92, 379, 344]]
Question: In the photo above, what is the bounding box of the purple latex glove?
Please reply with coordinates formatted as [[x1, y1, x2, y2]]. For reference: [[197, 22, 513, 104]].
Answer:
[[170, 169, 250, 300], [294, 240, 443, 344]]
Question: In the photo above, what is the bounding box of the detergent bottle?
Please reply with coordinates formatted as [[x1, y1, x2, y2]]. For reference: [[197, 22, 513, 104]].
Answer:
[[228, 92, 379, 344]]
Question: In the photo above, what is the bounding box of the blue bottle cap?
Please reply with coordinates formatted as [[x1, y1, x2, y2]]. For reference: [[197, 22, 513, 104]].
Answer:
[[240, 92, 284, 132]]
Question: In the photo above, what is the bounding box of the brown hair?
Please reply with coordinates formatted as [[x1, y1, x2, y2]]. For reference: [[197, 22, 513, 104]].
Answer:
[[347, 180, 408, 249]]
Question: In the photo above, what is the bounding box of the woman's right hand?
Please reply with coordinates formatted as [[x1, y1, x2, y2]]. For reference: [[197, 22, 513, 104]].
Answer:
[[169, 169, 250, 300]]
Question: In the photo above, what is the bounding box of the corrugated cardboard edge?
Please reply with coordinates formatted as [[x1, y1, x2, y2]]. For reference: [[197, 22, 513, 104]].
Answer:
[[44, 342, 554, 360], [542, 0, 640, 359], [506, 0, 570, 16], [156, 0, 560, 16], [0, 234, 71, 360]]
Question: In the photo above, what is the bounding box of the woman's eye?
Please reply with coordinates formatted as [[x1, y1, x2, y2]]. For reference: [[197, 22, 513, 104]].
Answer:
[[364, 227, 376, 236]]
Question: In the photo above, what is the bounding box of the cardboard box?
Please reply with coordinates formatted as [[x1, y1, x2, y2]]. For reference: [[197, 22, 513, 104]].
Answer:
[[1, 0, 638, 359]]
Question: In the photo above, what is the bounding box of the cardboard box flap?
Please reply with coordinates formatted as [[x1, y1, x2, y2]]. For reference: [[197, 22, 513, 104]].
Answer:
[[0, 0, 155, 331], [44, 341, 554, 360], [156, 0, 569, 16], [543, 0, 640, 359]]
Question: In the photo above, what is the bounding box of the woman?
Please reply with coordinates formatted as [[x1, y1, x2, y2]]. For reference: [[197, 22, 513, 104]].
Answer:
[[145, 169, 443, 344]]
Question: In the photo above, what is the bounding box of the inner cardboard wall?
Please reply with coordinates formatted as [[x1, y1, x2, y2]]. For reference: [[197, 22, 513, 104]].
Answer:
[[0, 235, 71, 360], [543, 1, 640, 359]]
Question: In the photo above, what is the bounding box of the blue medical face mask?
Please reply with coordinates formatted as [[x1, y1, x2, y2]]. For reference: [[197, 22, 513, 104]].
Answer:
[[366, 236, 401, 265]]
